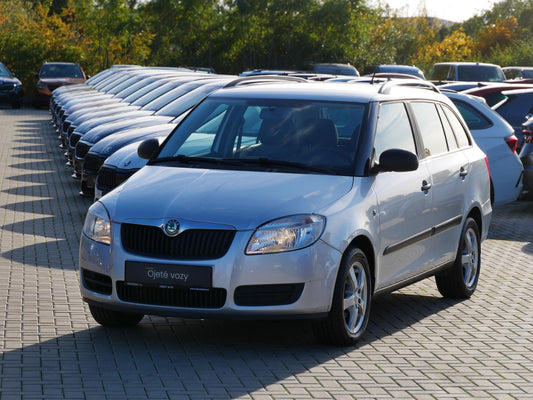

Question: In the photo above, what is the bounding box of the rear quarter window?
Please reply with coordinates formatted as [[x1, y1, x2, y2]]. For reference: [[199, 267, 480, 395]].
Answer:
[[442, 106, 471, 148]]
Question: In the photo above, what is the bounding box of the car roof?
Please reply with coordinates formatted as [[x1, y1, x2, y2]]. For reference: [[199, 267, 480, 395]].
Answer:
[[207, 80, 448, 104], [433, 62, 502, 67], [42, 62, 80, 66]]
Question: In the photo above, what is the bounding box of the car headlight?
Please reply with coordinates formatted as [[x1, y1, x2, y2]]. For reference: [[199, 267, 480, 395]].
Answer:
[[246, 214, 326, 255], [83, 201, 111, 245], [37, 82, 47, 90]]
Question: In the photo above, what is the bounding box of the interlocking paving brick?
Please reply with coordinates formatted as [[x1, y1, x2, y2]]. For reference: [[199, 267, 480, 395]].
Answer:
[[0, 107, 532, 399]]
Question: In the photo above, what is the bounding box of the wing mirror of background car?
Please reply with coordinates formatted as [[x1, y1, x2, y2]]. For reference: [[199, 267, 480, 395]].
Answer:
[[138, 138, 161, 160], [375, 148, 419, 173]]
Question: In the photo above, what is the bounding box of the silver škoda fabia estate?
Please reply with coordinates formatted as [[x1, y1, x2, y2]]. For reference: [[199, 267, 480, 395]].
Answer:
[[79, 80, 492, 346]]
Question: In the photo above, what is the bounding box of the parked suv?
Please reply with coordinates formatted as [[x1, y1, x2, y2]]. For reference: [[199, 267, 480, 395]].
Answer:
[[79, 79, 492, 346]]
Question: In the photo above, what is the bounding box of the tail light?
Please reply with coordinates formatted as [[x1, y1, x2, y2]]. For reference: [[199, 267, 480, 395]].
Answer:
[[484, 156, 490, 178], [504, 135, 518, 153], [523, 125, 533, 144]]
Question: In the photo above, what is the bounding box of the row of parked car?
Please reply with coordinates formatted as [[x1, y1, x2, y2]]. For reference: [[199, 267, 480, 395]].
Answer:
[[48, 63, 529, 209]]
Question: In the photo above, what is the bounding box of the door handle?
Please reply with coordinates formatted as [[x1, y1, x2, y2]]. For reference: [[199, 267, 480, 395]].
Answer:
[[460, 167, 468, 177], [421, 180, 432, 191]]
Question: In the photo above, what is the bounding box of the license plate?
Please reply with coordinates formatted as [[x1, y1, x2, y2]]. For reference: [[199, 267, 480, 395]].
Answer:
[[125, 261, 212, 288]]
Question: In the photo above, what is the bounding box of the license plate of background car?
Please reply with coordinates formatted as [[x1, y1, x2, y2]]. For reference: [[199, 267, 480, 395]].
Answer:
[[125, 261, 212, 288]]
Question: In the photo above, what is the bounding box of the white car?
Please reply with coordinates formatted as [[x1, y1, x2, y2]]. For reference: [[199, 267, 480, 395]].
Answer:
[[444, 91, 523, 205], [79, 80, 492, 346]]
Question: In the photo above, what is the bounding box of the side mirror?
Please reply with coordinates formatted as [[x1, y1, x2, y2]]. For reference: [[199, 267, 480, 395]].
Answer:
[[377, 149, 419, 172], [138, 138, 160, 160]]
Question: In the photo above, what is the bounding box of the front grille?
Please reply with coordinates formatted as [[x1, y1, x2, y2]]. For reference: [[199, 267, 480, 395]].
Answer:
[[97, 166, 137, 192], [0, 82, 14, 91], [76, 141, 91, 158], [83, 153, 105, 173], [82, 269, 112, 295], [48, 84, 61, 92], [116, 281, 226, 308], [62, 121, 71, 132], [234, 284, 304, 306], [121, 223, 235, 260]]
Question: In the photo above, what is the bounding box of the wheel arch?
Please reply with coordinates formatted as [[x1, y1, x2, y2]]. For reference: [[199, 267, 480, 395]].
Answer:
[[344, 235, 376, 294], [467, 206, 483, 235]]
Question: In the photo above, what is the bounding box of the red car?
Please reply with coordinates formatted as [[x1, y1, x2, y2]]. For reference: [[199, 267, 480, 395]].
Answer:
[[34, 62, 87, 107], [464, 82, 533, 107]]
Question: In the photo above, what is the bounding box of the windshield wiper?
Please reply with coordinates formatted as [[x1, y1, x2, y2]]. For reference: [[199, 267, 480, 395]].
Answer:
[[235, 157, 333, 173], [151, 155, 336, 173], [151, 154, 242, 166]]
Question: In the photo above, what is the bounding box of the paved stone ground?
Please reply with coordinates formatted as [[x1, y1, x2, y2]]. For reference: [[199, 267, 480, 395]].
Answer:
[[0, 107, 532, 400]]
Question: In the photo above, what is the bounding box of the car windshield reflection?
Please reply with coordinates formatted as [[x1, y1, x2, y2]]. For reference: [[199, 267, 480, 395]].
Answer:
[[155, 98, 366, 175]]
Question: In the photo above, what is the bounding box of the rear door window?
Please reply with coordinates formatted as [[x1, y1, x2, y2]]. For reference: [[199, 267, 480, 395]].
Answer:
[[410, 102, 448, 157]]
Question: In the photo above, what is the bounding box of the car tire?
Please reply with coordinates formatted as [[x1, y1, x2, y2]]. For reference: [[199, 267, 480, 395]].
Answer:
[[89, 304, 144, 327], [436, 217, 481, 299], [313, 247, 372, 346], [11, 101, 22, 109]]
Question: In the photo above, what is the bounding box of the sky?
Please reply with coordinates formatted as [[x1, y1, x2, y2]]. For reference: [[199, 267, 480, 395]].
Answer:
[[373, 0, 498, 22]]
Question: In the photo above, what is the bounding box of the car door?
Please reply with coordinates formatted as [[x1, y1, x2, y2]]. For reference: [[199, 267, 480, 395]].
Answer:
[[409, 101, 469, 267], [371, 102, 434, 291]]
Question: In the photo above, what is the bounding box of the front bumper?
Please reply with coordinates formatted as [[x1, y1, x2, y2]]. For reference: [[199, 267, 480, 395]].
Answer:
[[79, 226, 340, 319], [0, 86, 24, 104]]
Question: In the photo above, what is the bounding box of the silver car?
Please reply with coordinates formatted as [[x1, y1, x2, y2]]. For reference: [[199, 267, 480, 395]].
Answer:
[[79, 80, 492, 346]]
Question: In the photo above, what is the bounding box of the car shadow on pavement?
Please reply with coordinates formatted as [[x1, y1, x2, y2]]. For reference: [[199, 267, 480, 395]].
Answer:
[[488, 201, 533, 254], [0, 292, 461, 399]]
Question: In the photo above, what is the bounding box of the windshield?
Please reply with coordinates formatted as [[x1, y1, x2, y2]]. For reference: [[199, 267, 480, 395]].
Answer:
[[40, 63, 84, 78], [154, 97, 366, 175], [0, 63, 12, 77]]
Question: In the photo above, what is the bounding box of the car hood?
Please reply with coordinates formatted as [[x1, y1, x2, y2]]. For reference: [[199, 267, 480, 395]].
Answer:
[[90, 124, 176, 156], [40, 77, 86, 86], [75, 109, 152, 133], [0, 76, 21, 85], [105, 167, 354, 230], [83, 116, 174, 144]]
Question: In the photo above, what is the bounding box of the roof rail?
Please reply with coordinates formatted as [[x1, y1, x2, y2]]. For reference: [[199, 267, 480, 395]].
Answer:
[[223, 75, 306, 88], [378, 79, 440, 94]]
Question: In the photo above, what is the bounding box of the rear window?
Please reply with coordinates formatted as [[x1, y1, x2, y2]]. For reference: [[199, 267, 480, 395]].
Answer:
[[457, 65, 505, 82]]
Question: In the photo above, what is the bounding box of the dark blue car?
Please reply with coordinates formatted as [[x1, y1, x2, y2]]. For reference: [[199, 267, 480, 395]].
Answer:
[[0, 62, 24, 108]]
